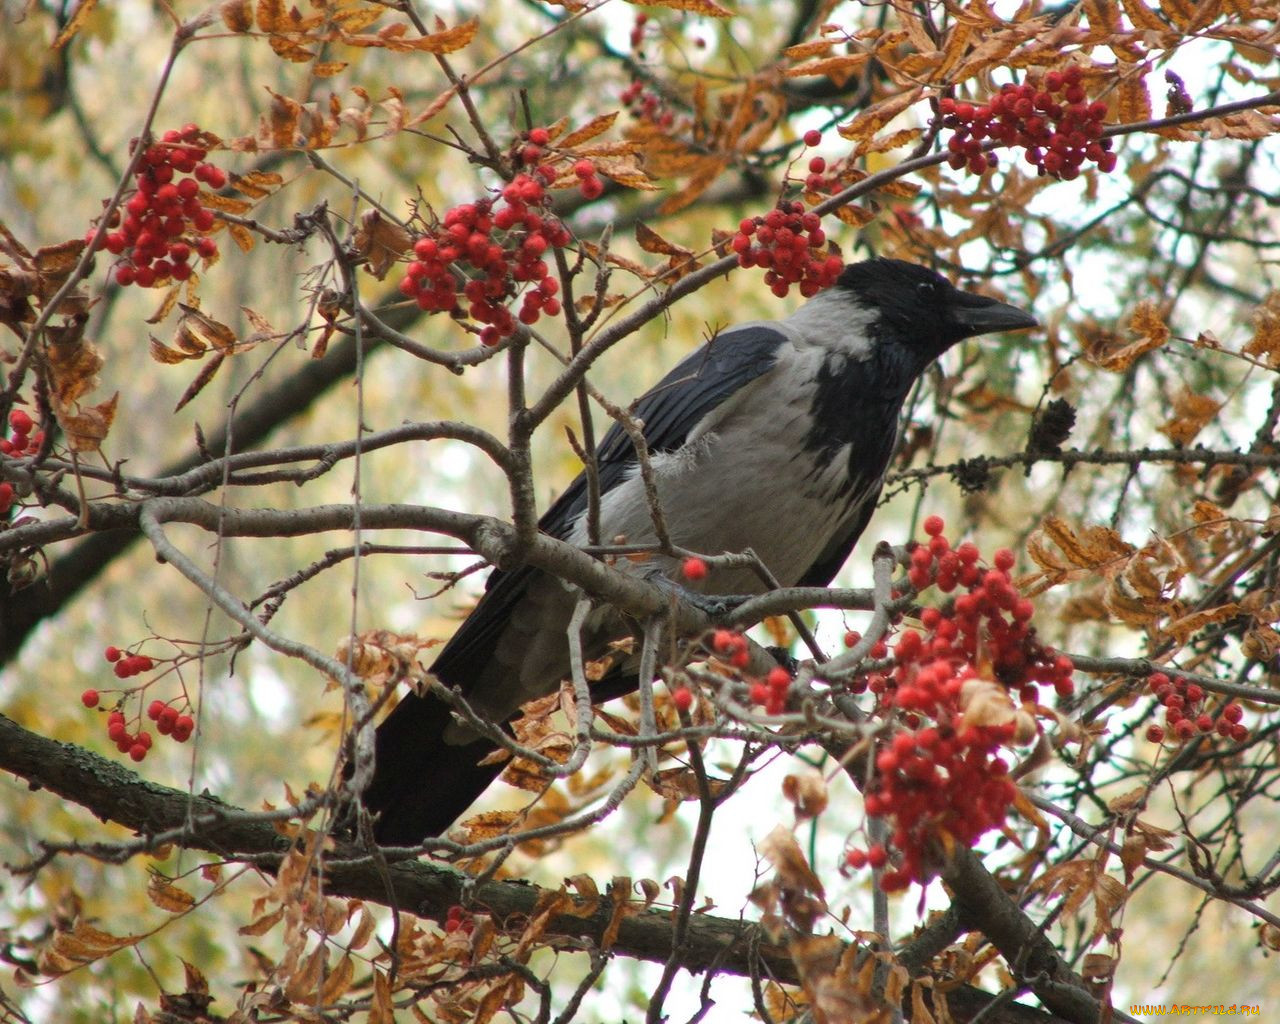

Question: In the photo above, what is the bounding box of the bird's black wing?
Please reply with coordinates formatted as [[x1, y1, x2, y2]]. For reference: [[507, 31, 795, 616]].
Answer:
[[363, 325, 789, 843], [430, 324, 789, 684]]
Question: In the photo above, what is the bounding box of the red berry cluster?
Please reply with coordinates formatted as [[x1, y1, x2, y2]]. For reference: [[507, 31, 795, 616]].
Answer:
[[730, 202, 843, 298], [572, 158, 606, 201], [146, 698, 195, 743], [398, 176, 570, 346], [101, 709, 155, 762], [620, 79, 675, 129], [748, 666, 794, 715], [939, 66, 1116, 180], [443, 904, 474, 935], [83, 645, 195, 761], [512, 130, 606, 202], [1, 408, 43, 457], [709, 628, 751, 670], [104, 644, 155, 679], [86, 125, 224, 288], [1145, 672, 1247, 745], [844, 516, 1069, 891], [628, 10, 649, 51], [900, 517, 1074, 701]]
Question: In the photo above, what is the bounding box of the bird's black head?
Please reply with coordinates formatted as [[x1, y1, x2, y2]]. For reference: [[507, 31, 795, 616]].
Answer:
[[835, 258, 1037, 364]]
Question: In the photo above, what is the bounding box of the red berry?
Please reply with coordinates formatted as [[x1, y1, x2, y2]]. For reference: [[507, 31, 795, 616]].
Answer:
[[579, 176, 604, 200], [803, 129, 822, 147], [922, 515, 945, 537], [993, 548, 1015, 571], [866, 844, 888, 868], [1223, 702, 1243, 723], [81, 689, 100, 708], [672, 687, 694, 712], [129, 743, 148, 762]]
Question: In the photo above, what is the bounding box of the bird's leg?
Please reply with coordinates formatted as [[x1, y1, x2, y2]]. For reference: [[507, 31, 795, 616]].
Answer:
[[648, 573, 751, 619]]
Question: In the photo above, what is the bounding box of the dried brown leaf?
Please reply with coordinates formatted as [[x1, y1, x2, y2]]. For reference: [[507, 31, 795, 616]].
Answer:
[[782, 771, 829, 821], [353, 210, 411, 279], [559, 112, 619, 149], [1158, 389, 1221, 446], [640, 0, 732, 15], [1243, 291, 1280, 368], [147, 874, 196, 914], [174, 352, 228, 413], [319, 953, 354, 1006], [221, 0, 253, 31], [1084, 302, 1169, 370], [784, 54, 870, 85]]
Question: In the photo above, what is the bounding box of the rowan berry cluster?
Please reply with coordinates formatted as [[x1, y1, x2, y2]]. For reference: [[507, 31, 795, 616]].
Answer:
[[103, 644, 154, 679], [730, 201, 844, 298], [748, 666, 794, 716], [443, 905, 474, 935], [1145, 671, 1247, 745], [845, 516, 1068, 891], [1, 408, 43, 457], [83, 646, 195, 760], [940, 66, 1116, 180], [901, 516, 1074, 701], [620, 79, 675, 129], [146, 698, 196, 743], [86, 125, 224, 288], [710, 628, 751, 670], [398, 174, 571, 346]]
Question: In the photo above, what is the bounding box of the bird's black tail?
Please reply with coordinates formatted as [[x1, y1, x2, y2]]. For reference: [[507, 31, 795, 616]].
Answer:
[[359, 690, 506, 846]]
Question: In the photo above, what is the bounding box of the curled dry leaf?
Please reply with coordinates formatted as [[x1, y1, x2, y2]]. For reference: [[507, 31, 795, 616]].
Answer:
[[782, 771, 829, 821], [353, 209, 411, 280]]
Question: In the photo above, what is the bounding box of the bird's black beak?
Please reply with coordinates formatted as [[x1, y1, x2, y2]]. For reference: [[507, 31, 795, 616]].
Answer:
[[949, 289, 1039, 339]]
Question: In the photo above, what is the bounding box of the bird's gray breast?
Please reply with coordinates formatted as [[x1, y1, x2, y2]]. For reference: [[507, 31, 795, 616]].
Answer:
[[573, 346, 871, 594]]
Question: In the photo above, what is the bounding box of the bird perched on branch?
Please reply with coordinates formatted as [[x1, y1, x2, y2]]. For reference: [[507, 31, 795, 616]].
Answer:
[[360, 257, 1037, 845]]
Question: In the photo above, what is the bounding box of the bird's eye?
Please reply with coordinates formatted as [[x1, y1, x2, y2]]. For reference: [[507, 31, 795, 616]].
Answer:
[[916, 280, 939, 300]]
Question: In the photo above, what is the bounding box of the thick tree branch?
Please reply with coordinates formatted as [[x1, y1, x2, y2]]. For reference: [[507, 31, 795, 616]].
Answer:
[[0, 710, 1078, 1024]]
